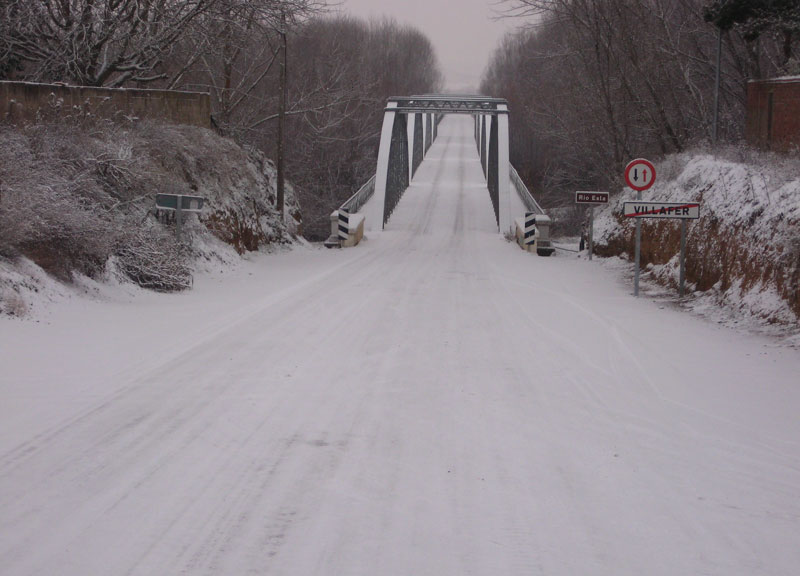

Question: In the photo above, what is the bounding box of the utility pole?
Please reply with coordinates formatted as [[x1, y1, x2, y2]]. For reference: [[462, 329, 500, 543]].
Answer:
[[276, 9, 287, 218]]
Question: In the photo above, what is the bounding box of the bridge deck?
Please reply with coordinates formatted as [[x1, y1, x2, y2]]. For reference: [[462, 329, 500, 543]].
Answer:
[[384, 115, 498, 236]]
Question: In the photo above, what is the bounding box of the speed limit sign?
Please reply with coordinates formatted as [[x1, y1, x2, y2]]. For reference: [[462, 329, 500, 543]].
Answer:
[[625, 158, 656, 192]]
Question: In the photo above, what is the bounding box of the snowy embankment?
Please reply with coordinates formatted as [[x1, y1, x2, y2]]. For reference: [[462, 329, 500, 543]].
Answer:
[[593, 149, 800, 334], [0, 119, 300, 317]]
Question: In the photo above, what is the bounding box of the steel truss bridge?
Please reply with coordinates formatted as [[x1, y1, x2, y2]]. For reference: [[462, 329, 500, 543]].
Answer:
[[328, 94, 547, 249]]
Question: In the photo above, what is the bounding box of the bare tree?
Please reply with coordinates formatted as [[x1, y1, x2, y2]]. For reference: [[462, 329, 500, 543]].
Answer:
[[268, 16, 443, 238], [486, 0, 794, 209], [167, 0, 326, 130], [1, 0, 221, 86]]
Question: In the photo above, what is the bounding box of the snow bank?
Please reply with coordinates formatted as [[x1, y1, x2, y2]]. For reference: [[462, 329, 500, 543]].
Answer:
[[594, 150, 800, 331]]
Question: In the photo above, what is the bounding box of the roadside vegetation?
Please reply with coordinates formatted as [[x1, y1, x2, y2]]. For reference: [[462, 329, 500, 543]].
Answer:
[[484, 0, 799, 206], [0, 1, 443, 312], [0, 114, 299, 298], [484, 0, 800, 328]]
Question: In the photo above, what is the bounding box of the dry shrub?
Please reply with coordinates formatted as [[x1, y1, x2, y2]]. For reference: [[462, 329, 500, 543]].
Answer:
[[115, 226, 192, 292], [0, 126, 117, 278]]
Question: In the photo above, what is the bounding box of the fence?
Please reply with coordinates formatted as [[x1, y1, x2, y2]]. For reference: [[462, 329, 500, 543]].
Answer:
[[1, 81, 211, 128]]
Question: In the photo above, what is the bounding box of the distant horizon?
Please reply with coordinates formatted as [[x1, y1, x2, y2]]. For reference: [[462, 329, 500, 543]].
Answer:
[[338, 0, 519, 90]]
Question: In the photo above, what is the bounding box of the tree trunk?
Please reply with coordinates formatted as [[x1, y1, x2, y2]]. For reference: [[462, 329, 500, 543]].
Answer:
[[276, 10, 287, 218]]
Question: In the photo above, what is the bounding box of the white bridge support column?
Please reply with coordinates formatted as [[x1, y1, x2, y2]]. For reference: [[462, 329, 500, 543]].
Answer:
[[482, 115, 490, 177], [478, 115, 484, 169], [425, 113, 433, 153], [497, 104, 511, 235], [371, 102, 398, 232], [422, 113, 428, 154], [475, 114, 481, 154], [406, 112, 416, 183]]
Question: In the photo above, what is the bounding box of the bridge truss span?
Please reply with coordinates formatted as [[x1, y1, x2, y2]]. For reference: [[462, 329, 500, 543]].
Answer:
[[372, 95, 512, 234], [329, 93, 550, 249]]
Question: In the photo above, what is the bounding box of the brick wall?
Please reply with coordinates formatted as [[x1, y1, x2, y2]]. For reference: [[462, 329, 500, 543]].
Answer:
[[746, 77, 800, 152], [0, 81, 211, 128]]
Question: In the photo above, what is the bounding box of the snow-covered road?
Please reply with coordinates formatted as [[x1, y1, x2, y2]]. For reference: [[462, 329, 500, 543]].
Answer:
[[2, 116, 799, 575]]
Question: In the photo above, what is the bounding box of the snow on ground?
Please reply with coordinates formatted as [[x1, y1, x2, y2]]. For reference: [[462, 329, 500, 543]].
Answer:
[[1, 116, 800, 575], [547, 241, 800, 346]]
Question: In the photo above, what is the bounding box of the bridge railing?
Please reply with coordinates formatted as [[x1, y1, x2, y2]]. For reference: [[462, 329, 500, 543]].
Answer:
[[324, 175, 376, 248], [341, 174, 376, 214], [510, 164, 545, 215], [509, 164, 554, 256]]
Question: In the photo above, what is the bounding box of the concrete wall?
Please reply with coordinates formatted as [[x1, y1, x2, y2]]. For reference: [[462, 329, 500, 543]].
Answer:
[[746, 77, 800, 152], [0, 81, 211, 128]]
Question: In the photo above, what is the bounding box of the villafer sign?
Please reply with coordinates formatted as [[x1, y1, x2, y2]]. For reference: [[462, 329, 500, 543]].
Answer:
[[624, 200, 701, 298], [575, 191, 609, 204], [623, 202, 700, 219]]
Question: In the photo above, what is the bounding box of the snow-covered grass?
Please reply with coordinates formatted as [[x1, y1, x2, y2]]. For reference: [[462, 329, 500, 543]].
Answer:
[[549, 246, 800, 346], [593, 147, 800, 332]]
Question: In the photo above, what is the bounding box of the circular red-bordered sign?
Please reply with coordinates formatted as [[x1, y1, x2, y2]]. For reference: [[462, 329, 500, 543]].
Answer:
[[625, 158, 656, 192]]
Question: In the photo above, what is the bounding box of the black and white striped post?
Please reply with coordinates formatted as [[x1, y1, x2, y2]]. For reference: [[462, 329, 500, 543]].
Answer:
[[338, 208, 350, 243], [524, 212, 537, 248]]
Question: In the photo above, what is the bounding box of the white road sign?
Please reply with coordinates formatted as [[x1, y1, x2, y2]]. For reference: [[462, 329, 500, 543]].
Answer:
[[156, 194, 205, 212], [623, 201, 700, 219], [575, 191, 609, 204]]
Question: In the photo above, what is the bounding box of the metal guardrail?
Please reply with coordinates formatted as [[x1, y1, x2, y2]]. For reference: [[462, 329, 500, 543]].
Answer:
[[325, 175, 376, 248], [340, 174, 376, 214], [510, 164, 545, 215]]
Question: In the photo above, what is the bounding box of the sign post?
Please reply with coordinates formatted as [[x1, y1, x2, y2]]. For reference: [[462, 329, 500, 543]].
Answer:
[[624, 159, 656, 296], [622, 201, 700, 297], [575, 191, 609, 261], [680, 220, 687, 297]]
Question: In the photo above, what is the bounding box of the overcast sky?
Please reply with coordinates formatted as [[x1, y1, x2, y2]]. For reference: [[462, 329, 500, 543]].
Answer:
[[338, 0, 520, 92]]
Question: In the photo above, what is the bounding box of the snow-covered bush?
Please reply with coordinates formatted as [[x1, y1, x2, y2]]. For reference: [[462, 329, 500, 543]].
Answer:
[[115, 225, 192, 292], [0, 125, 117, 278], [0, 116, 298, 298], [132, 122, 300, 253]]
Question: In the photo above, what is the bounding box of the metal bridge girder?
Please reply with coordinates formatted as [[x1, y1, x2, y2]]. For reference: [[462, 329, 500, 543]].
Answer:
[[412, 113, 424, 178], [388, 95, 510, 115], [496, 104, 511, 234], [372, 95, 511, 233], [480, 115, 488, 177], [371, 103, 399, 230], [425, 114, 433, 153]]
